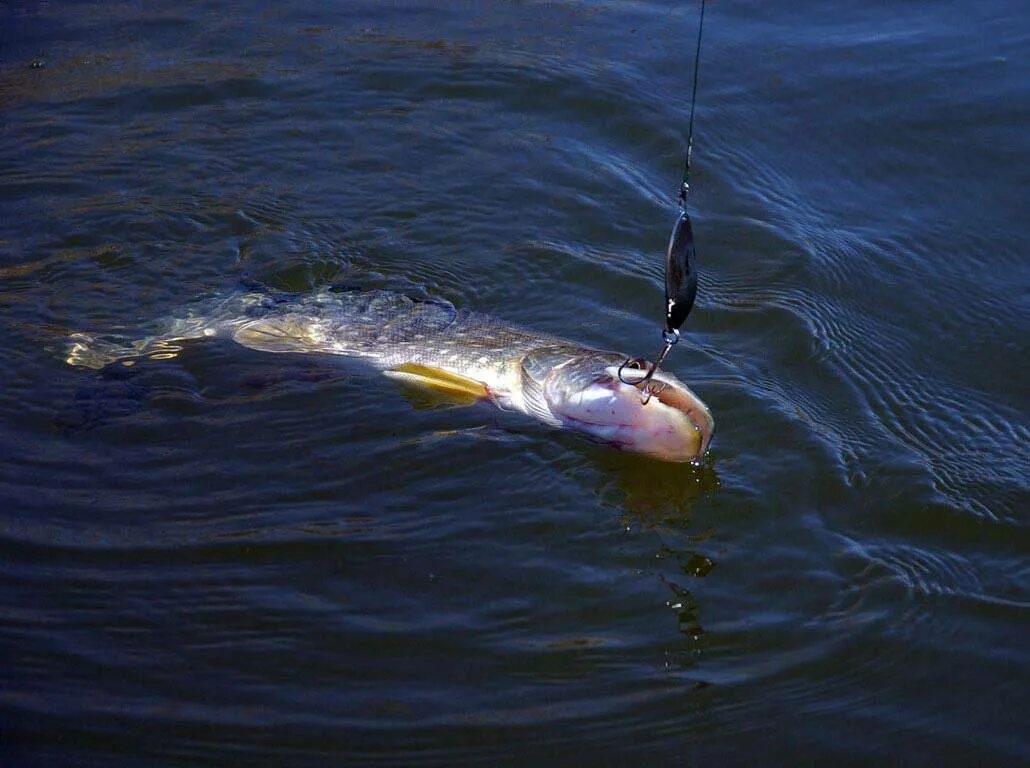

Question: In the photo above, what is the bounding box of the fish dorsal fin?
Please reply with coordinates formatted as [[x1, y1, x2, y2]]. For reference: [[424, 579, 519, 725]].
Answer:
[[232, 315, 328, 354], [383, 363, 489, 407]]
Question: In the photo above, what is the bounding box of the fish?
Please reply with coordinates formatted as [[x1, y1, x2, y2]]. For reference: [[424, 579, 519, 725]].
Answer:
[[64, 288, 714, 462]]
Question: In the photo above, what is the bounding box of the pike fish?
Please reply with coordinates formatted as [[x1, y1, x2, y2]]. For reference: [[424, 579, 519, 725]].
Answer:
[[65, 288, 714, 462]]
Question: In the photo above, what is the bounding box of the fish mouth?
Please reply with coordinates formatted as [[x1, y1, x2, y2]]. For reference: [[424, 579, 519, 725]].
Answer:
[[623, 367, 715, 457], [545, 364, 714, 462]]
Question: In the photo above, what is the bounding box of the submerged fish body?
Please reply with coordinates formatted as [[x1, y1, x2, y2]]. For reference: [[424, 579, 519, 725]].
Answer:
[[65, 289, 714, 462]]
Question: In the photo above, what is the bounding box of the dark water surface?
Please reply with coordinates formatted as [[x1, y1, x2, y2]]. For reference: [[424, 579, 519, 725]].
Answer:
[[1, 1, 1027, 764]]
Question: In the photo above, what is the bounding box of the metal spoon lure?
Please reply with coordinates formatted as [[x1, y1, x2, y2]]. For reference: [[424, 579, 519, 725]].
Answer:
[[619, 208, 698, 403]]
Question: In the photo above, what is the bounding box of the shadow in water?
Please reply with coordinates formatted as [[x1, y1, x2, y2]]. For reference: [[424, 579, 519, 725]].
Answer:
[[592, 449, 721, 663], [595, 448, 720, 523]]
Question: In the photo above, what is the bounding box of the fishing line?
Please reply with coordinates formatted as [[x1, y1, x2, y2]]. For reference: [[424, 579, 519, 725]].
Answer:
[[620, 0, 707, 404], [680, 0, 707, 207]]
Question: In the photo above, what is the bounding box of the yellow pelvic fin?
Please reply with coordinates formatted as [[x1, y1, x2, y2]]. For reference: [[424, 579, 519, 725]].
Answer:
[[384, 363, 489, 407]]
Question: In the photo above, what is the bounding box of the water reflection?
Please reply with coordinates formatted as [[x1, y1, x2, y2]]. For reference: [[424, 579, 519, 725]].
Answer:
[[590, 449, 721, 670], [596, 449, 720, 521]]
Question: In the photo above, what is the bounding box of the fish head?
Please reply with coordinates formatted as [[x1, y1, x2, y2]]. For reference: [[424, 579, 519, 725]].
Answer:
[[538, 352, 714, 463]]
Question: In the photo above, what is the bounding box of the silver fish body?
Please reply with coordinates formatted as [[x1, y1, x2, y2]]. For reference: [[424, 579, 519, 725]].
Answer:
[[65, 289, 714, 461]]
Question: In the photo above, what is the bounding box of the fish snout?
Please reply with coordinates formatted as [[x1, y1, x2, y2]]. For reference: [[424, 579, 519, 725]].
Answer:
[[643, 373, 715, 457], [545, 365, 714, 462]]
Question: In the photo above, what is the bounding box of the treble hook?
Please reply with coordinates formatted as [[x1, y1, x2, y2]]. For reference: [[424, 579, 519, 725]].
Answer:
[[618, 328, 680, 404]]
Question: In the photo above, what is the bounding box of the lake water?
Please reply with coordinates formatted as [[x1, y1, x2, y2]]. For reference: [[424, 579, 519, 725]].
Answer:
[[1, 1, 1027, 764]]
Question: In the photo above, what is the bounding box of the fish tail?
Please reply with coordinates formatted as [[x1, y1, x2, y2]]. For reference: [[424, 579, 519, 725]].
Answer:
[[64, 331, 200, 369], [64, 315, 226, 370], [64, 332, 148, 369], [62, 292, 281, 370]]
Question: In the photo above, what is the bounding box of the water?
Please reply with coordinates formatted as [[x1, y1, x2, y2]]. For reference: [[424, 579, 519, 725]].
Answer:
[[1, 1, 1027, 764]]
